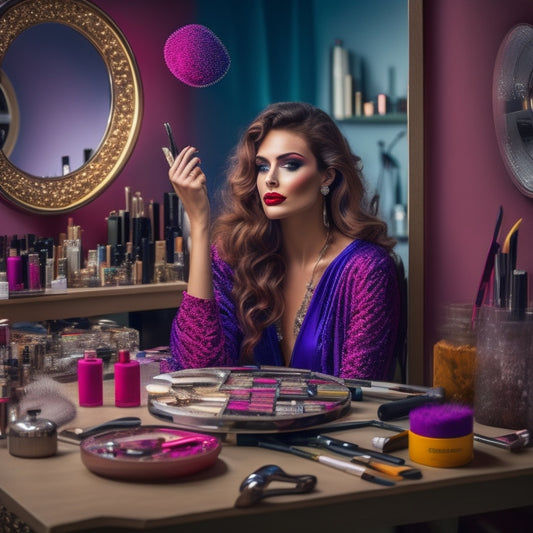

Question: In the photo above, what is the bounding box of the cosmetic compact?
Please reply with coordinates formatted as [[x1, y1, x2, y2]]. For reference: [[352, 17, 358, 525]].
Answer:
[[8, 409, 57, 458]]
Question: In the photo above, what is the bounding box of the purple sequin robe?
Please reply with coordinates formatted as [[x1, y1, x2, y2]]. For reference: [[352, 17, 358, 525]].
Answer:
[[166, 240, 400, 380]]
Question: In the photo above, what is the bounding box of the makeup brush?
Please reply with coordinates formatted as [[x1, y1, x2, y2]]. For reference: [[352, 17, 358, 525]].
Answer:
[[164, 24, 230, 87], [256, 439, 395, 487], [472, 206, 503, 325]]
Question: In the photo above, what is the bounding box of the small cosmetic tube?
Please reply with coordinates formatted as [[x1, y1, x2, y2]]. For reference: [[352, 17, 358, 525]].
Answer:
[[78, 350, 103, 407], [114, 350, 140, 407], [377, 93, 388, 115]]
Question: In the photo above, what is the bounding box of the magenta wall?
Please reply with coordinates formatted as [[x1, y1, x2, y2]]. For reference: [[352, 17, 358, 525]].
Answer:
[[3, 0, 533, 383], [0, 0, 195, 250], [424, 0, 533, 382]]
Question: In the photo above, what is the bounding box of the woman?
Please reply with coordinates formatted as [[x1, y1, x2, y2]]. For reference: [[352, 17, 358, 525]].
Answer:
[[165, 101, 400, 380]]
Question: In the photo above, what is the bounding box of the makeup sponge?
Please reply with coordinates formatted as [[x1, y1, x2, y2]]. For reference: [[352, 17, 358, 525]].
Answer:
[[164, 24, 231, 87]]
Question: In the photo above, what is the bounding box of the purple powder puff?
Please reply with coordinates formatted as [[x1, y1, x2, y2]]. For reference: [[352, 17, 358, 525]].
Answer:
[[164, 24, 231, 88], [410, 403, 474, 438]]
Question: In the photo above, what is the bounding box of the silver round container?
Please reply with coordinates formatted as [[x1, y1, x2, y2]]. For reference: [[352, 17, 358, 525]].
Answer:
[[8, 409, 57, 458]]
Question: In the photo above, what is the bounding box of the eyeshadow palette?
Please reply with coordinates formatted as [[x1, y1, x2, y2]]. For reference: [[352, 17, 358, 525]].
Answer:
[[147, 367, 352, 433]]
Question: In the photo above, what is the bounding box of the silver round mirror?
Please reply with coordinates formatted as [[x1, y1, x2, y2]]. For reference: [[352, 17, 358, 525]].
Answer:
[[493, 23, 533, 198], [0, 0, 143, 213]]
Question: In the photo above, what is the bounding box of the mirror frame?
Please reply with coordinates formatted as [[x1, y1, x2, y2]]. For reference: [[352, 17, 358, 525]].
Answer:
[[407, 0, 425, 384], [0, 0, 143, 213]]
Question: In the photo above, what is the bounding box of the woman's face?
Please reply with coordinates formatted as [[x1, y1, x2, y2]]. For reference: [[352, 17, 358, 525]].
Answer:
[[256, 129, 327, 220]]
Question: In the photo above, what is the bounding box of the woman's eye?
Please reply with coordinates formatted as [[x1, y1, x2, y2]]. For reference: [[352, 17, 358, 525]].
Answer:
[[282, 159, 303, 171], [256, 163, 269, 173]]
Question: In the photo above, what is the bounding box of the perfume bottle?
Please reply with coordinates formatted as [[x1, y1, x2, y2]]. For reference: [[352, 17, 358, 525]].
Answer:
[[167, 236, 185, 281], [114, 349, 140, 407], [78, 350, 103, 407]]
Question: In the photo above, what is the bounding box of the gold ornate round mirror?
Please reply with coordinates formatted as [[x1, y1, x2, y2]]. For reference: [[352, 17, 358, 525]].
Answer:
[[0, 0, 142, 213]]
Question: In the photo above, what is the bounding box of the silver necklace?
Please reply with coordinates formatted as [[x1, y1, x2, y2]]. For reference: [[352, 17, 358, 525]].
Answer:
[[292, 231, 331, 338]]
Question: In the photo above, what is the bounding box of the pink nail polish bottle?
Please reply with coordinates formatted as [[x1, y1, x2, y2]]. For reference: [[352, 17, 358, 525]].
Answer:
[[78, 350, 103, 407], [114, 350, 140, 407]]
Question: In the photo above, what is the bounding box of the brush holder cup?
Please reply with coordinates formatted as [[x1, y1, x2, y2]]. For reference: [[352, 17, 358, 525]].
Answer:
[[474, 306, 533, 429]]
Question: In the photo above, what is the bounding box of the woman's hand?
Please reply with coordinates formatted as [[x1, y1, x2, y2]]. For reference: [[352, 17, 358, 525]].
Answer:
[[168, 146, 210, 231], [168, 145, 214, 299]]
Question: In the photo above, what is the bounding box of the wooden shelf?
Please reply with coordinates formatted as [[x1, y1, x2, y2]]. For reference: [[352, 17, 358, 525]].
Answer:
[[0, 281, 187, 323], [340, 113, 407, 124]]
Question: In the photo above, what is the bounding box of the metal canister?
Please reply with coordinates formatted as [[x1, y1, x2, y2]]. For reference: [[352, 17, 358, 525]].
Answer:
[[8, 409, 57, 458]]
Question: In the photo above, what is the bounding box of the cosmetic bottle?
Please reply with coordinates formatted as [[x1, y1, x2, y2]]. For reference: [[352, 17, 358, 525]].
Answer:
[[114, 349, 140, 407], [167, 236, 185, 281], [118, 252, 134, 286], [86, 249, 99, 287], [20, 346, 32, 388], [0, 318, 9, 347], [62, 155, 70, 175], [6, 255, 23, 292], [332, 39, 348, 120], [432, 303, 476, 406], [78, 350, 103, 407], [27, 253, 41, 291], [153, 240, 167, 283], [0, 270, 8, 300]]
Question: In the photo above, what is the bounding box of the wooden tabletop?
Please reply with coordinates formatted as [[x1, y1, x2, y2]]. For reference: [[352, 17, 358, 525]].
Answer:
[[1, 380, 532, 533]]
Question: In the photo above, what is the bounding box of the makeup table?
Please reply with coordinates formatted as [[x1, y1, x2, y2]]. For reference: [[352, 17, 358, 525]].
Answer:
[[1, 380, 532, 533]]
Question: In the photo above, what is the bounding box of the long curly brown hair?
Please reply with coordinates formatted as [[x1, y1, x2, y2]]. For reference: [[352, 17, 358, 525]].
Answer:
[[212, 101, 395, 361]]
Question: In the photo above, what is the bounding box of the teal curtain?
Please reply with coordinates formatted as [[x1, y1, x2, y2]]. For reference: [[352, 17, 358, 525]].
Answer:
[[190, 0, 317, 195]]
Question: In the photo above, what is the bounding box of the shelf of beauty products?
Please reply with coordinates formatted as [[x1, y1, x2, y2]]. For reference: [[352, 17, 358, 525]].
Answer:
[[340, 113, 407, 125], [0, 281, 187, 323]]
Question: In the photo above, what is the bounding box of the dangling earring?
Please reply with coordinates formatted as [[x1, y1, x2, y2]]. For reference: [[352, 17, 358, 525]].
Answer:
[[321, 185, 330, 228]]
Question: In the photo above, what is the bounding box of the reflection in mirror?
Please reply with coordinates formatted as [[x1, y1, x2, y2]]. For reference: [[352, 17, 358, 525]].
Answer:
[[2, 23, 110, 177], [0, 0, 142, 213], [0, 68, 19, 157]]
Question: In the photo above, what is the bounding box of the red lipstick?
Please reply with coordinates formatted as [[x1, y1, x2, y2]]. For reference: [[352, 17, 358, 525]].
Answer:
[[263, 192, 286, 206]]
